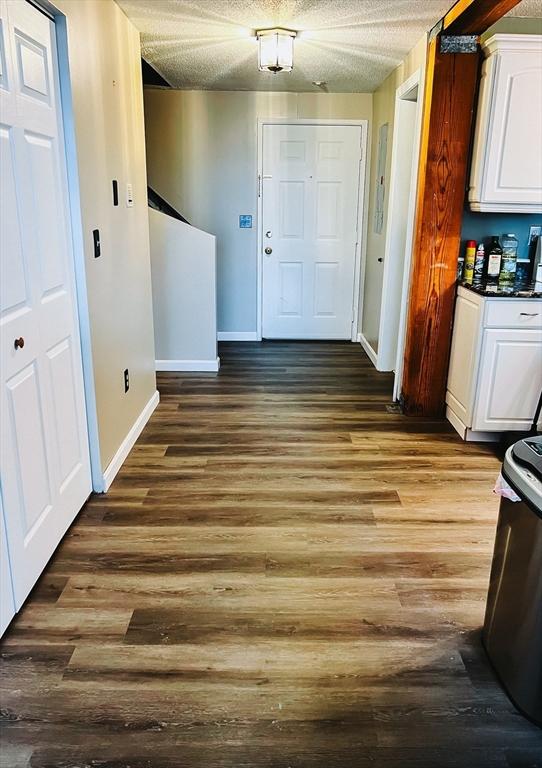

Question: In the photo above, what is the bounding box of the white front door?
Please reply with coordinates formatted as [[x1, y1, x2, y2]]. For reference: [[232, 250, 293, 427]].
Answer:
[[262, 124, 363, 339], [0, 0, 91, 609]]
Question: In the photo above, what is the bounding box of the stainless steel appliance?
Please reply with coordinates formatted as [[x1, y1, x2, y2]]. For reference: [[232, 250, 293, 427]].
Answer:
[[483, 436, 542, 726]]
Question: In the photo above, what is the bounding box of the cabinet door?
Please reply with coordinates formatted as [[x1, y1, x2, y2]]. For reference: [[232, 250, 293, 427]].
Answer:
[[473, 329, 542, 431], [477, 45, 542, 211], [0, 495, 15, 637]]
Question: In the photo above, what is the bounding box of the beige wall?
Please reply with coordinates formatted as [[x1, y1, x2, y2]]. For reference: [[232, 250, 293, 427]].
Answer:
[[144, 89, 372, 333], [482, 16, 542, 39], [361, 35, 427, 349], [55, 0, 156, 471]]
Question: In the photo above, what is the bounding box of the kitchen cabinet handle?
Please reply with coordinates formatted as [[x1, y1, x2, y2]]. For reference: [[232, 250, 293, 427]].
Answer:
[[520, 312, 539, 316]]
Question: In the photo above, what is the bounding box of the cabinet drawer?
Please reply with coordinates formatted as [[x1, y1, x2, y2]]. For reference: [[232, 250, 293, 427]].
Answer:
[[485, 300, 542, 329]]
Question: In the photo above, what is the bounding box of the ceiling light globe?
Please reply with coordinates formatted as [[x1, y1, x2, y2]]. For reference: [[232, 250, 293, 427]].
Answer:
[[257, 28, 296, 73]]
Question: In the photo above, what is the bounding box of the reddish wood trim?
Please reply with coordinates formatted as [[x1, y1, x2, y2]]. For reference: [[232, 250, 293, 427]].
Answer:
[[444, 0, 522, 34], [401, 42, 480, 417]]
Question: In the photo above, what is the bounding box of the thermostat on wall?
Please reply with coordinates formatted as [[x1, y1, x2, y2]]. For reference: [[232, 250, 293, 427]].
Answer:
[[239, 215, 252, 228]]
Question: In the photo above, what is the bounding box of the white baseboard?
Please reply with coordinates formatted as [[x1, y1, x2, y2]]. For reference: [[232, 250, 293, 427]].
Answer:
[[446, 405, 468, 440], [446, 406, 499, 442], [101, 390, 160, 492], [464, 430, 500, 443], [358, 332, 378, 368], [217, 332, 258, 341], [155, 358, 220, 372]]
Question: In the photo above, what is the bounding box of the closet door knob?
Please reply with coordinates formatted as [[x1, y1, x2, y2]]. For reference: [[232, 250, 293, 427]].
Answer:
[[14, 337, 25, 350]]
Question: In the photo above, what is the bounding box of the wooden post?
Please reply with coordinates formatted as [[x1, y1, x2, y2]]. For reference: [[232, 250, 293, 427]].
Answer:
[[400, 0, 522, 417]]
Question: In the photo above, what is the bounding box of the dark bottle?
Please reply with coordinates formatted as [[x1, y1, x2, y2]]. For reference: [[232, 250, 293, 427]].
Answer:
[[486, 236, 503, 286]]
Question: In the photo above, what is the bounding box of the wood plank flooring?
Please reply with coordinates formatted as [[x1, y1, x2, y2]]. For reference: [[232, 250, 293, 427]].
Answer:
[[1, 341, 541, 767]]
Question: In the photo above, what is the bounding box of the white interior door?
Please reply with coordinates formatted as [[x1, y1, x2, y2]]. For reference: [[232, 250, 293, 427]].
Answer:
[[0, 0, 91, 609], [262, 124, 362, 339]]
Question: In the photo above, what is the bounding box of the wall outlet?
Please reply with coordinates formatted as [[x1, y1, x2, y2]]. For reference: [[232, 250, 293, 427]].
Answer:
[[124, 368, 129, 393]]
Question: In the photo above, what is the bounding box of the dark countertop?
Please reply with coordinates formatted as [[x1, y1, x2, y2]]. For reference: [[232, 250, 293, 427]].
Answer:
[[459, 281, 542, 299]]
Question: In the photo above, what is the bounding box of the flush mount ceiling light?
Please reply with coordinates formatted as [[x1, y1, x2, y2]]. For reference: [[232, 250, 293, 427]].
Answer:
[[256, 28, 297, 73]]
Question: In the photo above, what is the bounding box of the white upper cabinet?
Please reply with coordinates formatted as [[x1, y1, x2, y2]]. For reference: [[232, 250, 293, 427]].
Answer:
[[469, 34, 542, 213]]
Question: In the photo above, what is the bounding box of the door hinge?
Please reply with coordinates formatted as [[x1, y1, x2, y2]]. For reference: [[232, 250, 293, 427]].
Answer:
[[258, 174, 262, 198]]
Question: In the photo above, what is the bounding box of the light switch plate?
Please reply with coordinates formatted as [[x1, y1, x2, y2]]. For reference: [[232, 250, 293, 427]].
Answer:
[[126, 183, 134, 207]]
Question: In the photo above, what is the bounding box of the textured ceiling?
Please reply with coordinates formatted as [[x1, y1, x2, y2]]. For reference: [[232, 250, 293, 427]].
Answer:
[[502, 0, 542, 15], [117, 0, 542, 93]]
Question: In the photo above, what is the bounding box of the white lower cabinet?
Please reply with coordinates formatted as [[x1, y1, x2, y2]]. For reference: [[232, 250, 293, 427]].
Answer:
[[446, 286, 542, 440]]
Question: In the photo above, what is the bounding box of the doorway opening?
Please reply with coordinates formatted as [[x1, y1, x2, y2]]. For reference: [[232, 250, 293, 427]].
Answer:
[[359, 70, 423, 399]]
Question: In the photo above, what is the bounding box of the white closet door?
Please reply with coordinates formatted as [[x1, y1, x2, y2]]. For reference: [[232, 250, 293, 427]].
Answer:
[[0, 0, 91, 609], [262, 124, 362, 339]]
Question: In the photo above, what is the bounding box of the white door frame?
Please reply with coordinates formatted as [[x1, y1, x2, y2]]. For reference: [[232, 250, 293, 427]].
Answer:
[[390, 69, 424, 400], [256, 118, 369, 342], [34, 0, 102, 491]]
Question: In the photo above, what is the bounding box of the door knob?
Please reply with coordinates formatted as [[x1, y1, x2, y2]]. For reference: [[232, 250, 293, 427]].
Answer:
[[14, 337, 25, 350], [265, 247, 272, 255]]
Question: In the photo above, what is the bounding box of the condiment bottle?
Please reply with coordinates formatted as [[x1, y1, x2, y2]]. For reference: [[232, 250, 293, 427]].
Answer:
[[463, 240, 476, 284], [498, 233, 519, 288], [487, 236, 503, 286], [473, 243, 485, 286]]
